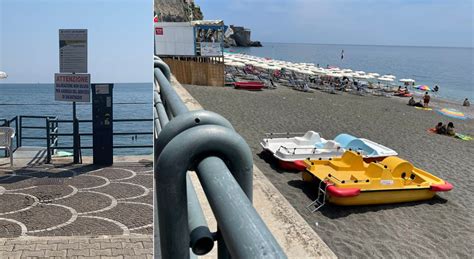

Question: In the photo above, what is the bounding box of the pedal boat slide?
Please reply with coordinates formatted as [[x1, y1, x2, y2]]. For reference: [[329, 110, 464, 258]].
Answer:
[[302, 151, 453, 206]]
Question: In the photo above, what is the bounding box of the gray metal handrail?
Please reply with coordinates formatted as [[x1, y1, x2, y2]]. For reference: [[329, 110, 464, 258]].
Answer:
[[45, 118, 153, 163], [154, 56, 286, 258]]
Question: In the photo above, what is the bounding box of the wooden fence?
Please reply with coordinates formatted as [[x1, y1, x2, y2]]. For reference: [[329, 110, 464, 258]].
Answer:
[[162, 56, 224, 86]]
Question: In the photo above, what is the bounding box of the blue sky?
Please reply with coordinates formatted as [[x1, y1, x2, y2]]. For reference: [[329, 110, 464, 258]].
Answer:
[[0, 0, 153, 83], [197, 0, 473, 48]]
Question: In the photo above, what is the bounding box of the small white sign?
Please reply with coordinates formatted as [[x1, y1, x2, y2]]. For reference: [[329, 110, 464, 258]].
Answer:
[[59, 29, 88, 73], [200, 42, 222, 56], [54, 73, 91, 102]]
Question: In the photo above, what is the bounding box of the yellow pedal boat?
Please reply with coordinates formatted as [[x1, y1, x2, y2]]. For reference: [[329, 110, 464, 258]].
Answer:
[[302, 151, 453, 206]]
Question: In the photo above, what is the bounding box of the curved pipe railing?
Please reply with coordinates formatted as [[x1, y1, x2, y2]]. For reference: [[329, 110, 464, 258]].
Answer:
[[154, 56, 286, 258]]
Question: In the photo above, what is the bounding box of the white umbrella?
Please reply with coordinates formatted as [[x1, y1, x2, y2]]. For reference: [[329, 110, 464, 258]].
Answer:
[[383, 74, 396, 79], [399, 78, 415, 83], [378, 77, 394, 82], [0, 71, 7, 79], [353, 74, 372, 79], [368, 73, 380, 77]]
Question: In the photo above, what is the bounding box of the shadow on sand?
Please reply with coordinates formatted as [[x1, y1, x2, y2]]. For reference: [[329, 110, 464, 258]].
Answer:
[[287, 179, 448, 219]]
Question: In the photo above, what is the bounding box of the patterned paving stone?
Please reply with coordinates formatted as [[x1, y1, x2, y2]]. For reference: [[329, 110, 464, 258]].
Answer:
[[126, 192, 153, 205], [93, 203, 152, 230], [0, 165, 152, 238], [29, 217, 124, 237], [90, 168, 134, 181], [64, 175, 108, 189], [93, 183, 145, 200], [21, 185, 75, 203], [0, 193, 36, 214], [6, 204, 73, 233], [122, 174, 153, 189], [0, 219, 22, 238], [54, 191, 113, 214]]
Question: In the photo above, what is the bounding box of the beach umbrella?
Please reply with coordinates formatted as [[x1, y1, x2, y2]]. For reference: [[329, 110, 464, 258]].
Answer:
[[437, 108, 467, 120], [377, 77, 394, 82], [0, 71, 7, 79], [353, 74, 372, 79], [384, 74, 396, 79], [368, 73, 380, 77], [399, 78, 415, 83], [415, 85, 431, 91]]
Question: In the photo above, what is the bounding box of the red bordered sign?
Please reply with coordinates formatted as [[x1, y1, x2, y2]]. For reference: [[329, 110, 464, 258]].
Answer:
[[155, 27, 163, 35]]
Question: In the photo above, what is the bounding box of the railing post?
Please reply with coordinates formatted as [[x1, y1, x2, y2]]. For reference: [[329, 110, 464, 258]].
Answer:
[[46, 118, 51, 164], [14, 116, 19, 150], [72, 106, 81, 164], [19, 116, 22, 147], [55, 120, 59, 152]]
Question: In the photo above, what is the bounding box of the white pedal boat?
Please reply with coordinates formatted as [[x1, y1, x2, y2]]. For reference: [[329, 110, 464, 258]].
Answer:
[[260, 131, 398, 170]]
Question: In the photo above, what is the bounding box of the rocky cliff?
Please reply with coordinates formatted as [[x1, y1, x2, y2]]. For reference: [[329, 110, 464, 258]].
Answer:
[[226, 25, 262, 48], [154, 0, 202, 22]]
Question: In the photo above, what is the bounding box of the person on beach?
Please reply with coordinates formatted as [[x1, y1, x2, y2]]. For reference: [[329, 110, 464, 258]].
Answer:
[[446, 122, 455, 136], [435, 122, 447, 135], [408, 97, 423, 107], [423, 92, 431, 107], [463, 98, 470, 107], [433, 85, 439, 92]]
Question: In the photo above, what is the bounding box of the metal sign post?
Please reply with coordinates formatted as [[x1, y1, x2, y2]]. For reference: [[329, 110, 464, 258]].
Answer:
[[56, 29, 89, 164]]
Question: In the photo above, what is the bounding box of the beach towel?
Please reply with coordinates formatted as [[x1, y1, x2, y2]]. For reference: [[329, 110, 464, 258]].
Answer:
[[427, 128, 472, 141], [454, 133, 473, 141], [415, 107, 432, 111]]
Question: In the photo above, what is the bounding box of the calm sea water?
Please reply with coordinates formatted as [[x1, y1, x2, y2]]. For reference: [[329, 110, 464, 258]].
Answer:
[[0, 83, 152, 156], [228, 43, 474, 101]]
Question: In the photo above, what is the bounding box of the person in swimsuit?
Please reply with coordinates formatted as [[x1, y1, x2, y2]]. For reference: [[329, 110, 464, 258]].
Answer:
[[423, 92, 431, 107]]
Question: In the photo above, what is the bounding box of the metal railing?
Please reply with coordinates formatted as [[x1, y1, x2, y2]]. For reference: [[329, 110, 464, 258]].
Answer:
[[1, 115, 152, 163], [45, 118, 153, 163], [154, 56, 286, 258]]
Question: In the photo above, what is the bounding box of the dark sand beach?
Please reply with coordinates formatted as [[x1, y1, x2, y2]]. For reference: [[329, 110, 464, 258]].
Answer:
[[183, 84, 474, 258]]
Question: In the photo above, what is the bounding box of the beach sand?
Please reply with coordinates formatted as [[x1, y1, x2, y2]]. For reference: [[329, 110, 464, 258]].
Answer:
[[182, 84, 474, 258]]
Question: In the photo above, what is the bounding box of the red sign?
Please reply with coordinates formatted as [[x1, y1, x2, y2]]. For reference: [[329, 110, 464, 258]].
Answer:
[[155, 27, 163, 35]]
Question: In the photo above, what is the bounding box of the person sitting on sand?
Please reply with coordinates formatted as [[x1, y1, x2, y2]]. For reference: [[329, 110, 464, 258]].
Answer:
[[446, 122, 455, 136], [408, 97, 423, 107], [435, 122, 446, 135], [463, 98, 470, 107], [423, 92, 431, 107]]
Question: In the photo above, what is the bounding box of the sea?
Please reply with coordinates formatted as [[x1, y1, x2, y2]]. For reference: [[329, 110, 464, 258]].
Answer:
[[0, 83, 152, 156], [227, 43, 474, 101]]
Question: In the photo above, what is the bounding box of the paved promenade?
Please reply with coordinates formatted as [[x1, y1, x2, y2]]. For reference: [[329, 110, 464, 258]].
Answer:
[[0, 160, 153, 258]]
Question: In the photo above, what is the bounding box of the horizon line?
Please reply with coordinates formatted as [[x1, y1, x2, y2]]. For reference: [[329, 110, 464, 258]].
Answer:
[[258, 41, 473, 49]]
